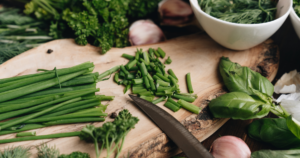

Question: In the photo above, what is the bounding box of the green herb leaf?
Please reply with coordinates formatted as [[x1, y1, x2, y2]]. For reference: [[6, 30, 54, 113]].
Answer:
[[248, 118, 300, 149], [287, 115, 300, 139], [219, 57, 274, 97], [209, 92, 271, 120], [251, 149, 300, 158]]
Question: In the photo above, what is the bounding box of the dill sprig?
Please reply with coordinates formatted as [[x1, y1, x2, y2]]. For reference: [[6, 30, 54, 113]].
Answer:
[[0, 146, 31, 158], [198, 0, 277, 24], [37, 143, 60, 158]]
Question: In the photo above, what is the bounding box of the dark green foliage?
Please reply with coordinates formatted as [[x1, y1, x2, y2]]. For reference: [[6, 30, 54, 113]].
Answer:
[[59, 152, 90, 158], [0, 146, 31, 158], [251, 149, 300, 158], [198, 0, 277, 24], [294, 0, 300, 17], [248, 118, 300, 149]]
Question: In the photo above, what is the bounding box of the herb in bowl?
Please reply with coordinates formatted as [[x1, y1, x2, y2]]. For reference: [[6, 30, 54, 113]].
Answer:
[[198, 0, 278, 24]]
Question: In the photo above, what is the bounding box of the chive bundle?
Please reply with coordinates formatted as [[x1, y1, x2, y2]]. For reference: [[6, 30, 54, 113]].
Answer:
[[0, 62, 114, 136], [117, 48, 201, 114]]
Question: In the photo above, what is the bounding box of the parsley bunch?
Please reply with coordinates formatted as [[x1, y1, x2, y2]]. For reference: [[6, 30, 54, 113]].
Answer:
[[79, 109, 139, 158], [198, 0, 278, 24], [23, 0, 161, 54]]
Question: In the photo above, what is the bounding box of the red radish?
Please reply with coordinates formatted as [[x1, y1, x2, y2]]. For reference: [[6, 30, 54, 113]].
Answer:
[[210, 136, 251, 158]]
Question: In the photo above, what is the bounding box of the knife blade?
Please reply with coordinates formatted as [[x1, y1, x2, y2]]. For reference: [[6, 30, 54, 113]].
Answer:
[[129, 95, 214, 158]]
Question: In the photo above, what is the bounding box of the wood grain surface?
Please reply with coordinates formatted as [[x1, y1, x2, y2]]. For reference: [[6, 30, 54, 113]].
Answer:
[[0, 33, 279, 158]]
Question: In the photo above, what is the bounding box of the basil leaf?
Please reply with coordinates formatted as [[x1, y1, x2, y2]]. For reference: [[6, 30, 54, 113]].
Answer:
[[219, 57, 274, 97], [208, 92, 271, 120], [251, 149, 300, 158], [287, 115, 300, 139], [248, 118, 300, 149]]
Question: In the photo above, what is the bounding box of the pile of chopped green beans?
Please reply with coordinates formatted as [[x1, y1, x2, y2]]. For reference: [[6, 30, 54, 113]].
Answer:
[[101, 47, 201, 114], [0, 62, 114, 135]]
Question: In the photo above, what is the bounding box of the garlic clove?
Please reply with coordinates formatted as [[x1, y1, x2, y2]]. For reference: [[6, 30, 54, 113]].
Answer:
[[158, 0, 193, 26], [274, 70, 300, 94], [128, 20, 165, 46], [210, 136, 251, 158]]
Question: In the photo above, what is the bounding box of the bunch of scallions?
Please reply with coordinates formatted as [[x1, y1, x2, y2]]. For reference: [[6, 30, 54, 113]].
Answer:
[[198, 0, 278, 24], [0, 61, 115, 136]]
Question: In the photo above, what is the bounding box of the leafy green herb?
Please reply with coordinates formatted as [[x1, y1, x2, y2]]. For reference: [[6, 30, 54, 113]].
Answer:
[[248, 118, 300, 149], [37, 143, 60, 158], [294, 0, 300, 17], [0, 146, 31, 158], [59, 152, 90, 158], [209, 92, 270, 120], [198, 0, 277, 24], [251, 149, 300, 158]]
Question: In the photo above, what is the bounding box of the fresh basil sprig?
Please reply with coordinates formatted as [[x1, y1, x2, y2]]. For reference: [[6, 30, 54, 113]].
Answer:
[[209, 57, 287, 119], [209, 92, 271, 120], [251, 149, 300, 158], [248, 118, 300, 149], [219, 56, 274, 97]]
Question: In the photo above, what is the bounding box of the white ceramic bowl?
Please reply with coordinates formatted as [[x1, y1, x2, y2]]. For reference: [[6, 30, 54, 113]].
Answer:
[[290, 6, 300, 39], [190, 0, 292, 50]]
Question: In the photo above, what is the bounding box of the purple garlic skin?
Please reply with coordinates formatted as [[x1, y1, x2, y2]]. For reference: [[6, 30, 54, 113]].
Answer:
[[129, 20, 165, 46], [159, 0, 194, 26]]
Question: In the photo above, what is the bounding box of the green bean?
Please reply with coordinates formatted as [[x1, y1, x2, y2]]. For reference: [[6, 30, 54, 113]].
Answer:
[[152, 96, 167, 104], [167, 98, 181, 108], [156, 73, 170, 82], [128, 66, 139, 71], [122, 53, 135, 60], [186, 73, 194, 93], [149, 79, 156, 91], [143, 52, 150, 65], [153, 75, 160, 81], [138, 91, 153, 96], [132, 88, 148, 94], [124, 84, 131, 94], [133, 84, 144, 88], [155, 67, 163, 74], [157, 86, 174, 92], [0, 131, 81, 144], [135, 51, 140, 60], [155, 92, 166, 96], [133, 78, 143, 85], [97, 95, 115, 101], [153, 49, 160, 58], [120, 65, 130, 75], [16, 131, 36, 137], [156, 79, 170, 87], [164, 56, 172, 64], [168, 69, 178, 80], [177, 99, 201, 114], [140, 95, 155, 102], [114, 73, 119, 83], [143, 76, 150, 89], [126, 60, 137, 70], [0, 124, 45, 136], [43, 118, 105, 126], [169, 76, 180, 93], [157, 47, 166, 58], [172, 94, 196, 102], [126, 74, 135, 80], [98, 65, 120, 80], [164, 101, 180, 112], [139, 62, 148, 77]]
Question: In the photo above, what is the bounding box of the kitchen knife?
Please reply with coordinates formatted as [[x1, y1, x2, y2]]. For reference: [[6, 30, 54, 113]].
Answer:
[[129, 95, 214, 158]]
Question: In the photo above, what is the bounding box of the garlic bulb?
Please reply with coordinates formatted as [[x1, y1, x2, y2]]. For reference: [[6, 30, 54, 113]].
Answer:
[[210, 136, 251, 158], [158, 0, 193, 26], [128, 20, 165, 46], [274, 70, 300, 94]]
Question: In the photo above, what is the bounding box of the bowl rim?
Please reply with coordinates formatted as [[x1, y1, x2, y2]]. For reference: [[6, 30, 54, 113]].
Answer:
[[291, 5, 300, 22], [190, 0, 293, 27]]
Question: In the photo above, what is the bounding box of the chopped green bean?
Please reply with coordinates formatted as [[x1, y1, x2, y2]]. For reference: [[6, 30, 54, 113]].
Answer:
[[153, 75, 160, 81], [126, 74, 135, 80], [16, 131, 36, 137], [164, 101, 180, 112], [155, 67, 163, 74], [157, 86, 174, 92], [143, 76, 150, 89], [138, 91, 153, 96], [114, 73, 119, 83], [148, 48, 155, 60], [177, 99, 201, 114], [153, 49, 160, 58], [164, 56, 172, 64], [140, 95, 155, 102], [172, 94, 196, 102], [155, 92, 166, 96], [156, 73, 170, 82], [157, 47, 166, 58], [186, 73, 194, 93], [133, 78, 143, 85], [126, 60, 137, 70], [168, 69, 178, 80], [156, 79, 170, 87], [169, 76, 180, 93], [119, 71, 125, 78], [122, 53, 135, 60], [139, 62, 148, 77], [124, 84, 131, 94], [133, 84, 144, 88], [152, 96, 167, 104], [143, 52, 150, 65], [149, 79, 156, 91], [120, 65, 130, 75], [135, 50, 140, 60], [128, 66, 139, 71], [98, 65, 120, 80], [167, 98, 181, 108], [132, 88, 148, 94]]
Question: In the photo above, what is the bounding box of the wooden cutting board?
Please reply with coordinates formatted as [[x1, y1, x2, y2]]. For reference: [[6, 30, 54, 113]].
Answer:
[[0, 33, 279, 158]]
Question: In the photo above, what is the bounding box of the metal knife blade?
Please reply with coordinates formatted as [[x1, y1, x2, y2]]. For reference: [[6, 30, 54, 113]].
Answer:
[[129, 95, 214, 158]]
